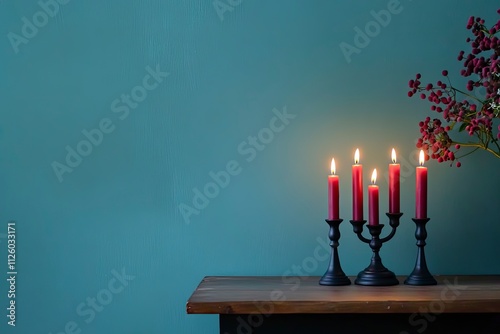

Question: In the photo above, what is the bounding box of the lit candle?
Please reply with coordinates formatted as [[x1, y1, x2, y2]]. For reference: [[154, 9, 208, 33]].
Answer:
[[368, 169, 379, 226], [416, 150, 428, 219], [328, 158, 340, 220], [352, 149, 363, 221], [389, 148, 401, 213]]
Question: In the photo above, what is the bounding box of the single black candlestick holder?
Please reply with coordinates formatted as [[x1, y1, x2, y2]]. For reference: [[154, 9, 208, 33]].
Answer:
[[319, 219, 351, 286], [350, 213, 402, 286], [404, 218, 437, 285]]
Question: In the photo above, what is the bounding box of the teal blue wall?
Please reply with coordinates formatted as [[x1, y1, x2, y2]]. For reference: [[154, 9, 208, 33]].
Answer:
[[1, 0, 499, 333]]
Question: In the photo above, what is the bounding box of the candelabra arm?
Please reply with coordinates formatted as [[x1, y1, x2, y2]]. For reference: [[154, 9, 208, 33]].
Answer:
[[379, 227, 396, 243], [356, 233, 371, 244], [379, 213, 403, 243], [350, 220, 370, 243]]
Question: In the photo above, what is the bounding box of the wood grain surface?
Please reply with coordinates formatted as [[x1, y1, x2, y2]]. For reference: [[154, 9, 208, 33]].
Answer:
[[187, 275, 500, 314]]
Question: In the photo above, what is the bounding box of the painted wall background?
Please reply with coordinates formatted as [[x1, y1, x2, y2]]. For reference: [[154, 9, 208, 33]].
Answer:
[[1, 0, 499, 333]]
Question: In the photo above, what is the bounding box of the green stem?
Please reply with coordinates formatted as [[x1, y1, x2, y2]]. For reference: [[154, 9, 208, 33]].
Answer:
[[452, 141, 500, 159], [456, 146, 480, 160], [488, 132, 500, 153], [451, 87, 486, 104], [493, 137, 500, 153]]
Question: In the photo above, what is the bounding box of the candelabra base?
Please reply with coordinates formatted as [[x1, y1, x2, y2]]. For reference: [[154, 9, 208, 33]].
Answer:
[[350, 218, 401, 286], [319, 273, 351, 286], [404, 272, 437, 286], [355, 268, 399, 286]]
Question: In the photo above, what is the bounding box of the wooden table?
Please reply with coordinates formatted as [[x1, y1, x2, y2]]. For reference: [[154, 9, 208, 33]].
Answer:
[[187, 275, 500, 333]]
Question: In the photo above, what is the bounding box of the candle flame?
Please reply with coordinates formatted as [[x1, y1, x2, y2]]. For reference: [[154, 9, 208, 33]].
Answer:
[[419, 150, 425, 166], [331, 158, 336, 175], [371, 169, 377, 184], [354, 148, 360, 164], [391, 148, 397, 163]]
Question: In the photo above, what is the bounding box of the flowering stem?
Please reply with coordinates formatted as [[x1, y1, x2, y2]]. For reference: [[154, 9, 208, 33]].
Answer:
[[408, 10, 500, 166]]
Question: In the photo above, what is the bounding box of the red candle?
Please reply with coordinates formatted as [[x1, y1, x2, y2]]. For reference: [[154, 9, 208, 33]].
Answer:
[[328, 158, 340, 220], [352, 149, 363, 221], [368, 169, 379, 226], [389, 148, 400, 213], [416, 150, 428, 219]]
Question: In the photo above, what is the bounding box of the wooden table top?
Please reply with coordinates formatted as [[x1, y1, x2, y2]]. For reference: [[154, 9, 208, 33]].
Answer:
[[186, 275, 500, 314]]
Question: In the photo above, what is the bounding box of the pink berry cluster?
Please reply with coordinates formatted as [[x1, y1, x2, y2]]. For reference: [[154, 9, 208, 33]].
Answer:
[[407, 9, 500, 166]]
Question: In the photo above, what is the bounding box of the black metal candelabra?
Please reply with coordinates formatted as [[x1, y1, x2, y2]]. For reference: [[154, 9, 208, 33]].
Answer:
[[404, 218, 437, 285], [319, 219, 351, 286], [350, 213, 403, 286]]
